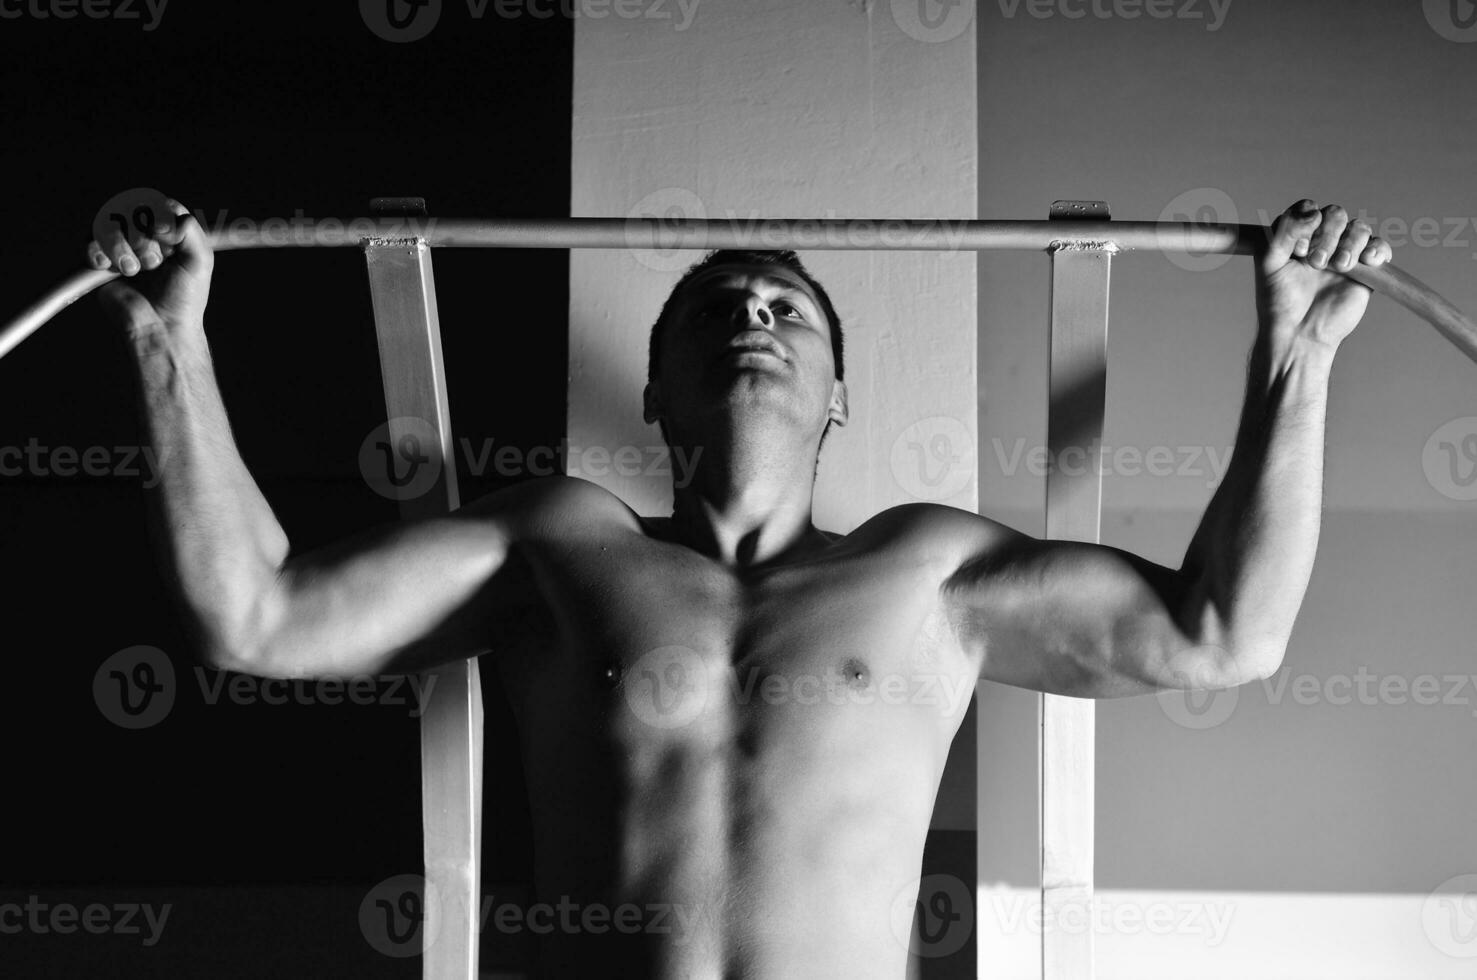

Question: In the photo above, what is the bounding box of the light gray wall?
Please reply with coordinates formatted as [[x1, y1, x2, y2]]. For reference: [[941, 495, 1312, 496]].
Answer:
[[976, 0, 1477, 892]]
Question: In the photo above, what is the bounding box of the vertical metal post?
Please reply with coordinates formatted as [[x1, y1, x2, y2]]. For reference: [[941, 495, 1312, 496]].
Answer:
[[362, 197, 484, 980], [1040, 200, 1110, 980]]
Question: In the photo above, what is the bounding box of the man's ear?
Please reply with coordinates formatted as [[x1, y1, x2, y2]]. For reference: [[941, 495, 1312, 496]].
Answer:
[[643, 381, 663, 425], [827, 379, 849, 427]]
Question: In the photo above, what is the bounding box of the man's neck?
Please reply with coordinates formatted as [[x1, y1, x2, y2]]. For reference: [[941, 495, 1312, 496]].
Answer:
[[663, 423, 824, 569]]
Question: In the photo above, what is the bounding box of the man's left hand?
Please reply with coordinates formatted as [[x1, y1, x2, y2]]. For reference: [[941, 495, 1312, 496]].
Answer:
[[1256, 198, 1393, 353]]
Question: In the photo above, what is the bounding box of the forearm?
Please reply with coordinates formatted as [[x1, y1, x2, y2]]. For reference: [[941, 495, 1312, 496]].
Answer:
[[1178, 329, 1336, 676], [129, 324, 290, 660]]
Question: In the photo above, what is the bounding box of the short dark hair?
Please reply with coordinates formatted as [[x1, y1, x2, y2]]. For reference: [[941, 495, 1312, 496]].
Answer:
[[646, 249, 845, 388]]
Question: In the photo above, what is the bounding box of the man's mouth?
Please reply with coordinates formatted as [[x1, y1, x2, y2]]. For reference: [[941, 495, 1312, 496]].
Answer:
[[722, 332, 787, 362]]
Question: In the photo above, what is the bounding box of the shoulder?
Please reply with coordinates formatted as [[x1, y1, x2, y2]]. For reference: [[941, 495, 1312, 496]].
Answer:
[[856, 501, 1051, 584], [848, 502, 1020, 553], [457, 475, 642, 539], [825, 502, 1029, 583]]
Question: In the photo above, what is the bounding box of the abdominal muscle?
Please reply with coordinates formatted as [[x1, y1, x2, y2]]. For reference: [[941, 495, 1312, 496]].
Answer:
[[510, 667, 953, 980]]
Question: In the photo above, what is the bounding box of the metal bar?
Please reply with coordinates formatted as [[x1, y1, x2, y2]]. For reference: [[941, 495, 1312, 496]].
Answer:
[[362, 199, 484, 980], [232, 216, 1260, 254], [1040, 201, 1111, 980], [6, 218, 1472, 364]]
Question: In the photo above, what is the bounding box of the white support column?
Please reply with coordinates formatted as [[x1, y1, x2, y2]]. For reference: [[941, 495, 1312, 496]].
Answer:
[[569, 2, 977, 973], [363, 198, 484, 980], [1040, 201, 1111, 980]]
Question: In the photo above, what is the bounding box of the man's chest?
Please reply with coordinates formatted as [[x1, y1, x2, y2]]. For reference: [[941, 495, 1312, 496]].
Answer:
[[495, 531, 975, 736]]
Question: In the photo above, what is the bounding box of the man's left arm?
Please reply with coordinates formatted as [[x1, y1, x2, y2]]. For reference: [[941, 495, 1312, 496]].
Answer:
[[947, 198, 1391, 698]]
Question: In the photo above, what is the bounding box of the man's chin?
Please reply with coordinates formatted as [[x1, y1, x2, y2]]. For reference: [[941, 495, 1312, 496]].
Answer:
[[676, 381, 808, 425]]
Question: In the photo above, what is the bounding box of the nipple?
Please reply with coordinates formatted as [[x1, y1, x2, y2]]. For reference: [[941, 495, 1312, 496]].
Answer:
[[840, 657, 870, 690]]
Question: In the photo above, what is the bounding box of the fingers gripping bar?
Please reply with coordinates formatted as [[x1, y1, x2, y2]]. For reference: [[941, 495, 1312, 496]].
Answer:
[[3, 217, 1475, 363]]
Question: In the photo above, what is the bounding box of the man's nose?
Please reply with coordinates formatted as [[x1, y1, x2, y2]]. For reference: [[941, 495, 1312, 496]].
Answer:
[[735, 296, 774, 330]]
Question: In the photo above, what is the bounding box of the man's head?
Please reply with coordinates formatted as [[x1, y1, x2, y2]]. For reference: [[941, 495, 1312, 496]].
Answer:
[[643, 250, 848, 458]]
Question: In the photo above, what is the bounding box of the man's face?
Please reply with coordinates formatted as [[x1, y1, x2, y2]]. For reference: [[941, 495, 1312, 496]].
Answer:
[[644, 263, 848, 445]]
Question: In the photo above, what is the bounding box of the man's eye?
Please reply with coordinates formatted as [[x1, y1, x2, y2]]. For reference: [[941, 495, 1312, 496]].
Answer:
[[772, 301, 804, 319]]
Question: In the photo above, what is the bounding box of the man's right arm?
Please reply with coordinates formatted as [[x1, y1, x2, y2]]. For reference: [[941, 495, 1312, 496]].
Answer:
[[137, 317, 548, 677], [98, 195, 536, 679], [233, 485, 548, 679]]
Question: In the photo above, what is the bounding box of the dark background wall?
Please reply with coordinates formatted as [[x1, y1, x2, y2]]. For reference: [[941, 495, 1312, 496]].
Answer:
[[0, 4, 570, 976]]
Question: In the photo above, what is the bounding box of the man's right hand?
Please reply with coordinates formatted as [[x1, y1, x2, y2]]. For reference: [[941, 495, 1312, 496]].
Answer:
[[87, 194, 214, 347]]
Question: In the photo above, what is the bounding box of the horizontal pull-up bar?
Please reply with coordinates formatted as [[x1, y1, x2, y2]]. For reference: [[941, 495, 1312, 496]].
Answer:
[[3, 216, 1474, 363]]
